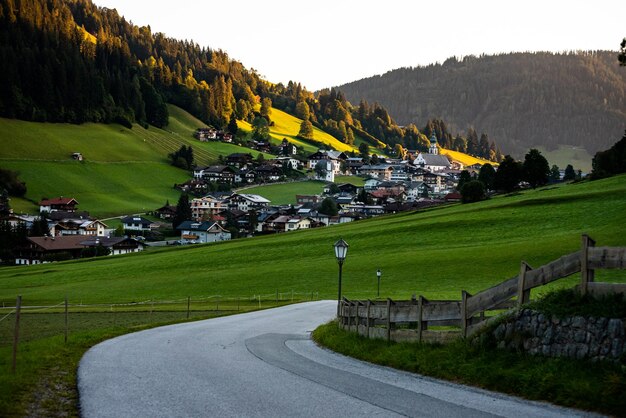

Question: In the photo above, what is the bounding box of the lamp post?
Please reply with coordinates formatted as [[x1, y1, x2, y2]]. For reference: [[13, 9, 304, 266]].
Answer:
[[376, 268, 382, 298], [334, 238, 349, 317]]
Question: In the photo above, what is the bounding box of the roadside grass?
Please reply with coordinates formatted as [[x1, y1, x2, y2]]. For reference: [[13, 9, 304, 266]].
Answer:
[[0, 297, 305, 416], [1, 175, 625, 306], [238, 180, 326, 205], [312, 321, 626, 416]]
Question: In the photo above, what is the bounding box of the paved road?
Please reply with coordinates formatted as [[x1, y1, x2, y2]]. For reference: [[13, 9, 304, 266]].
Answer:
[[78, 301, 595, 418]]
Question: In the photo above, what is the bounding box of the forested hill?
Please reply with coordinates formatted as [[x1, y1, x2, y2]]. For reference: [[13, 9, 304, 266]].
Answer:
[[0, 0, 507, 163], [336, 52, 626, 155]]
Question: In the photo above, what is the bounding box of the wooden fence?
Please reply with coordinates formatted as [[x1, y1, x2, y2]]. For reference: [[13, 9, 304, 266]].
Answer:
[[338, 235, 626, 344]]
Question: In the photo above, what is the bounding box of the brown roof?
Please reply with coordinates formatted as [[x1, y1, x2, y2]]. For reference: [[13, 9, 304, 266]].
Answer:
[[39, 197, 79, 206], [28, 235, 87, 251]]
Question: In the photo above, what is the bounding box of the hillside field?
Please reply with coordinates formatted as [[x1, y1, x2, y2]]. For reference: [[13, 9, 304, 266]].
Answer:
[[0, 105, 270, 217], [237, 106, 360, 154], [1, 175, 624, 305]]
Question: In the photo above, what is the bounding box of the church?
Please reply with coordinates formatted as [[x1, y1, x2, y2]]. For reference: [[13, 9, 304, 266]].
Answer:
[[413, 132, 452, 172]]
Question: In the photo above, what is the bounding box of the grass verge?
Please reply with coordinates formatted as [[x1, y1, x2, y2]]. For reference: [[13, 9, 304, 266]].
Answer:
[[312, 321, 626, 416]]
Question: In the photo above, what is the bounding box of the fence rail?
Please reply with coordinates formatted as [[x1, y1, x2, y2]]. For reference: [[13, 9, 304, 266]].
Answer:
[[2, 290, 319, 373], [339, 235, 626, 344]]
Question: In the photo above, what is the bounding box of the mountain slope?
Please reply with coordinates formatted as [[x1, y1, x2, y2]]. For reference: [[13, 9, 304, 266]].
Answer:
[[337, 52, 626, 156]]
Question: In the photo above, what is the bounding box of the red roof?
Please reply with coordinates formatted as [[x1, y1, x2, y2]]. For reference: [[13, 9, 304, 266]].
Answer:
[[444, 192, 462, 201], [39, 197, 79, 206]]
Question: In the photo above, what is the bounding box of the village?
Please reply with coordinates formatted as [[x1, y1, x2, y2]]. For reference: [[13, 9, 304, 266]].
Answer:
[[4, 133, 484, 265]]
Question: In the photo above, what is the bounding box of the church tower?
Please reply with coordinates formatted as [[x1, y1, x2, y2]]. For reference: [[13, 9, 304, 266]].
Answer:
[[429, 132, 439, 155]]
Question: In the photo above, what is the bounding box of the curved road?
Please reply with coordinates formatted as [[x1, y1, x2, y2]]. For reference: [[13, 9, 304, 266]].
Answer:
[[78, 301, 594, 418]]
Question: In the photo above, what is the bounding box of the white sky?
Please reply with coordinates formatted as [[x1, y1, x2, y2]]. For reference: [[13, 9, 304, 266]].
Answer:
[[94, 0, 625, 91]]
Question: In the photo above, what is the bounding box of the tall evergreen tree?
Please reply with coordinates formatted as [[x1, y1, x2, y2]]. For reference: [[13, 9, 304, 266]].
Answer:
[[172, 194, 191, 229], [522, 149, 550, 188], [494, 155, 523, 192]]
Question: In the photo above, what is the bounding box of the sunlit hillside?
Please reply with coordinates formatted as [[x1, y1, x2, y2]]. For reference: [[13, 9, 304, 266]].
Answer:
[[237, 106, 359, 154], [439, 147, 496, 167]]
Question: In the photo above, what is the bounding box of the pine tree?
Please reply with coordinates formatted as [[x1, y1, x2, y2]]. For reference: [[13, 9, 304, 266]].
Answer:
[[172, 194, 191, 229]]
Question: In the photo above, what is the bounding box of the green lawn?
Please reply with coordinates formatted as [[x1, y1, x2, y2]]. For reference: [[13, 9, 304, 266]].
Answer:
[[239, 180, 327, 205], [1, 175, 625, 306], [334, 175, 365, 186]]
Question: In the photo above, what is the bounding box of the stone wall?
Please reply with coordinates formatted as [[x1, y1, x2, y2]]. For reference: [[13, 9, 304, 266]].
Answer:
[[488, 309, 625, 362]]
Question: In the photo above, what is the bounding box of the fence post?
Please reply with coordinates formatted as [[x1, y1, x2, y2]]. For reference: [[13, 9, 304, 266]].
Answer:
[[580, 234, 596, 295], [12, 295, 22, 373], [354, 301, 359, 332], [366, 300, 371, 338], [187, 296, 190, 319], [461, 291, 469, 338], [64, 295, 68, 344], [258, 295, 261, 309], [417, 295, 425, 343], [276, 290, 278, 303], [517, 261, 532, 307], [386, 298, 392, 342]]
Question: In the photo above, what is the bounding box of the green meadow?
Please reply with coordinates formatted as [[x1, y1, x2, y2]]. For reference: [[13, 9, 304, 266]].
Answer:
[[0, 105, 270, 217], [239, 180, 327, 205], [1, 175, 625, 306]]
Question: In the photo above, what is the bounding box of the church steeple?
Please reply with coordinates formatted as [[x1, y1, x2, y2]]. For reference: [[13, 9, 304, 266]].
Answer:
[[429, 132, 439, 155]]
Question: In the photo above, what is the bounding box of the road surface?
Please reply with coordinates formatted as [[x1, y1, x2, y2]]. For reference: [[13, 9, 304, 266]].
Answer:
[[78, 301, 595, 417]]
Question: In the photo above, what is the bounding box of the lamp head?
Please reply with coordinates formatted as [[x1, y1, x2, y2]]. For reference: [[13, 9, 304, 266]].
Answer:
[[333, 238, 349, 262]]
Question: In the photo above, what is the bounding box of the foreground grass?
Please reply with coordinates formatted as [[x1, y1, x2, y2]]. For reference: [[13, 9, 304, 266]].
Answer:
[[312, 322, 626, 416]]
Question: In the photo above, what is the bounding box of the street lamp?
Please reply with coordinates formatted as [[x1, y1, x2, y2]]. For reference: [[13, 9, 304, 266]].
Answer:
[[376, 268, 382, 298], [334, 238, 349, 317]]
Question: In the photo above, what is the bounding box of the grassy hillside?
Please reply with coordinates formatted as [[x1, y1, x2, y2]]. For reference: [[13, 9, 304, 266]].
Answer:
[[1, 175, 624, 305], [439, 147, 494, 167], [0, 105, 271, 217], [237, 106, 359, 154]]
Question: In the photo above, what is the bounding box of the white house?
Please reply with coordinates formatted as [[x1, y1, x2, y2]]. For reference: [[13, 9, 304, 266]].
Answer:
[[176, 221, 231, 244], [226, 194, 271, 212], [120, 216, 155, 232], [314, 160, 335, 182], [285, 217, 312, 232]]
